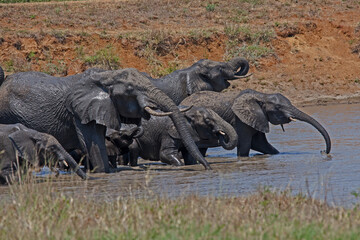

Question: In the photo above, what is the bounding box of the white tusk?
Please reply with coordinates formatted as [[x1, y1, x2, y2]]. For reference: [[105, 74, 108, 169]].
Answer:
[[233, 73, 253, 79], [219, 130, 226, 135], [180, 105, 193, 112], [289, 117, 297, 122], [63, 161, 69, 167], [144, 106, 173, 116]]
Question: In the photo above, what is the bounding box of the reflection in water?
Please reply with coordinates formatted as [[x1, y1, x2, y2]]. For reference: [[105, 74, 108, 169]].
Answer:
[[0, 104, 359, 207]]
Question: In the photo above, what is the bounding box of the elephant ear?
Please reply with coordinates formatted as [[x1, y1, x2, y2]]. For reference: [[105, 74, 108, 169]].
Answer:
[[184, 68, 210, 96], [66, 73, 121, 130], [231, 94, 269, 133], [168, 125, 181, 140], [8, 130, 40, 165]]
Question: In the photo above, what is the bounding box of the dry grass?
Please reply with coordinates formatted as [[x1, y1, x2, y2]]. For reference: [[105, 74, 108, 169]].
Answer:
[[0, 179, 359, 240]]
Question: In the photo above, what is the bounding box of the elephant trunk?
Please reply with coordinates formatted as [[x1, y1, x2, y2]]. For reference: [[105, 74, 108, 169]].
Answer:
[[62, 150, 88, 180], [0, 66, 4, 86], [227, 57, 250, 76], [290, 107, 331, 154], [149, 88, 211, 169], [215, 118, 238, 150]]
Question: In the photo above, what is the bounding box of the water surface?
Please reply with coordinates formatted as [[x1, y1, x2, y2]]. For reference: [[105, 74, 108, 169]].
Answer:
[[1, 103, 359, 207]]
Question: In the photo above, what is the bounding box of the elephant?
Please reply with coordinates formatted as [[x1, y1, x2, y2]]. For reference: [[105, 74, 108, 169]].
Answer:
[[0, 66, 4, 85], [0, 67, 211, 173], [105, 126, 144, 168], [181, 89, 331, 157], [148, 57, 250, 105], [0, 123, 87, 184], [122, 106, 238, 166]]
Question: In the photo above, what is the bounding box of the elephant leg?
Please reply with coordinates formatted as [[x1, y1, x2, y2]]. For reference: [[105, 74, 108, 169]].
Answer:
[[118, 153, 130, 166], [160, 139, 184, 166], [235, 119, 254, 157], [251, 132, 279, 155], [199, 148, 207, 157], [108, 155, 118, 168], [181, 149, 198, 165], [74, 118, 111, 173], [128, 142, 140, 166]]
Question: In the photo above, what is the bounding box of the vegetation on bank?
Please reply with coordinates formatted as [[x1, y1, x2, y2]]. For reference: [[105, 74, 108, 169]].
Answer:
[[0, 179, 359, 240]]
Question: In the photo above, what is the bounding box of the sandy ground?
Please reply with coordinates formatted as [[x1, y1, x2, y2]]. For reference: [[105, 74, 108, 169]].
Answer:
[[0, 0, 359, 106]]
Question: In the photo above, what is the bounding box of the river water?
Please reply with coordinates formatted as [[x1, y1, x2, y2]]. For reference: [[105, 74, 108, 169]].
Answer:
[[1, 103, 359, 207]]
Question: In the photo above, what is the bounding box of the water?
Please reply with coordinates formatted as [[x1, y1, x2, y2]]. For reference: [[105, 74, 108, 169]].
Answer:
[[1, 103, 359, 207]]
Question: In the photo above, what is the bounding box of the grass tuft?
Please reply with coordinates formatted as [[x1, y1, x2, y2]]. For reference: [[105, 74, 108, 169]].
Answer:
[[0, 180, 359, 240]]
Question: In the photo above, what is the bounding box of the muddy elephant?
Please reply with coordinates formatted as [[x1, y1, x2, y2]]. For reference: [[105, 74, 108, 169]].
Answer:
[[181, 89, 331, 156], [105, 126, 143, 168], [0, 67, 211, 173], [122, 106, 238, 166], [148, 57, 250, 105], [0, 123, 87, 184]]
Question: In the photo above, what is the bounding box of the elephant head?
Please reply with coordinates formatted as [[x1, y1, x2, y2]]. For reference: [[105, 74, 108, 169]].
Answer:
[[66, 68, 211, 169], [7, 127, 87, 179], [106, 126, 143, 154], [231, 89, 331, 154], [185, 57, 250, 95], [170, 107, 238, 150], [0, 66, 4, 86]]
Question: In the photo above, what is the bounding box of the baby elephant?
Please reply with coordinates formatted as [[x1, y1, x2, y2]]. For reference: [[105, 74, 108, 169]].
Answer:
[[105, 126, 144, 168], [0, 123, 87, 184], [123, 106, 238, 166]]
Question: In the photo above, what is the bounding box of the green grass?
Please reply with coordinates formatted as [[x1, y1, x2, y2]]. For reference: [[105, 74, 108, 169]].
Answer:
[[83, 45, 121, 70], [0, 179, 359, 240]]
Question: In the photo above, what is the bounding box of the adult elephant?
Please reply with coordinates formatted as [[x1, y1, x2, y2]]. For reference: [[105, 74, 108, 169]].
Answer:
[[181, 89, 331, 156], [121, 106, 238, 166], [0, 123, 87, 184], [0, 68, 211, 173], [148, 57, 250, 105]]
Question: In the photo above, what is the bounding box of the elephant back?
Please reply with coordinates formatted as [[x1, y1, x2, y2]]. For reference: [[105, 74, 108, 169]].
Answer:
[[181, 91, 236, 121]]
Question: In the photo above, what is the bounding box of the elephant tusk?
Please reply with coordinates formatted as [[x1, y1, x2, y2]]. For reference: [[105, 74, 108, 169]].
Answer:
[[63, 160, 69, 167], [281, 124, 285, 132], [233, 73, 253, 79], [179, 105, 193, 112], [144, 106, 173, 116], [289, 117, 297, 122], [219, 130, 226, 136]]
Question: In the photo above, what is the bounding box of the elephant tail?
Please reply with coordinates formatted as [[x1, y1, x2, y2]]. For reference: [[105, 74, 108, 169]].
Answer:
[[0, 66, 4, 86]]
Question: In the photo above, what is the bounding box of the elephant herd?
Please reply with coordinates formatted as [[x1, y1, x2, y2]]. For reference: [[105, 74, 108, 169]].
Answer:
[[0, 57, 331, 184]]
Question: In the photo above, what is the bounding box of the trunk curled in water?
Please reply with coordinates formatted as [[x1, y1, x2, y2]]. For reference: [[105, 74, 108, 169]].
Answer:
[[291, 107, 331, 154], [216, 119, 238, 150]]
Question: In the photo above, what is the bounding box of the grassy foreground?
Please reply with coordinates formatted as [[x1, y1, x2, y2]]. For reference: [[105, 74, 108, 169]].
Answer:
[[0, 180, 359, 240]]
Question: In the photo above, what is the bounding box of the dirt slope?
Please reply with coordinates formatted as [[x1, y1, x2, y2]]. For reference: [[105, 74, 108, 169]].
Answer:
[[0, 0, 360, 106]]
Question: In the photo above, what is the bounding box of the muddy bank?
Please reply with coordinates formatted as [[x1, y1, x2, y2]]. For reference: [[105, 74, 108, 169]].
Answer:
[[0, 0, 359, 105]]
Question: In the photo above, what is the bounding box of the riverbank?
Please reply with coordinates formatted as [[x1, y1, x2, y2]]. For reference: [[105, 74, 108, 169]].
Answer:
[[0, 0, 360, 106], [0, 180, 359, 240]]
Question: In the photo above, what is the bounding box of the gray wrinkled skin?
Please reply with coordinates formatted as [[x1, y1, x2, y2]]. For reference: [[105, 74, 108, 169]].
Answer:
[[181, 89, 331, 157], [105, 126, 143, 168], [0, 67, 211, 173], [120, 106, 238, 166], [148, 57, 249, 105], [0, 123, 87, 184]]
